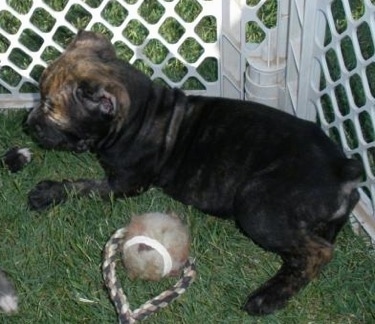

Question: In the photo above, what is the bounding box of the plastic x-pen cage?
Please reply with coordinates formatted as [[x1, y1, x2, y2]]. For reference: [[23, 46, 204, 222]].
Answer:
[[0, 0, 374, 241]]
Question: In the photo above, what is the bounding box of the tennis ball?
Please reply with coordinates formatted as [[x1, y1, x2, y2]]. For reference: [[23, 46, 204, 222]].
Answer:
[[122, 212, 190, 281]]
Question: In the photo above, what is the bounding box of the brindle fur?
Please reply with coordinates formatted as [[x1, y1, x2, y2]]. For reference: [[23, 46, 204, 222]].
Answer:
[[27, 31, 362, 315]]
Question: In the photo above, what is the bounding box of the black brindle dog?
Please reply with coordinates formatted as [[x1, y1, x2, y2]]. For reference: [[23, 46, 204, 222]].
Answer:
[[27, 31, 362, 315]]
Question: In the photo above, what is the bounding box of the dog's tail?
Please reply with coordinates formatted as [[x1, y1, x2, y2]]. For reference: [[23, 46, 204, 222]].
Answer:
[[336, 157, 363, 182], [1, 147, 32, 173], [0, 270, 18, 314]]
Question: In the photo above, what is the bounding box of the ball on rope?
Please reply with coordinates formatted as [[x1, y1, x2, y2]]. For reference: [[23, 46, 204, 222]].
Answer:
[[122, 212, 190, 281], [103, 212, 196, 323]]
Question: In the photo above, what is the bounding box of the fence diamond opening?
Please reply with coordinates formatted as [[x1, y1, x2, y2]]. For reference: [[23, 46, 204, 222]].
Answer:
[[0, 0, 374, 240]]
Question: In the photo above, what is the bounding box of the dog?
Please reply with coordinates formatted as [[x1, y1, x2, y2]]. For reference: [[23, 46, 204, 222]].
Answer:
[[26, 30, 362, 315], [0, 147, 32, 313]]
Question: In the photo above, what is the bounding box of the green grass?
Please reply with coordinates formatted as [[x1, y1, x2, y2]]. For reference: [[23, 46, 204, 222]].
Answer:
[[0, 1, 375, 321], [246, 0, 278, 44], [0, 109, 374, 323]]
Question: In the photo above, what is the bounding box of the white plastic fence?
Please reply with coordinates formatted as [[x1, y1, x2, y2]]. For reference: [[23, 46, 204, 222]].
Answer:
[[0, 0, 223, 106], [0, 0, 374, 240], [284, 0, 375, 239]]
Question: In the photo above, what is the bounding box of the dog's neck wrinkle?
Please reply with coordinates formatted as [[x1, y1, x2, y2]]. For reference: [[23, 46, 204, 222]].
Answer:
[[94, 128, 120, 151], [155, 93, 210, 186], [120, 85, 188, 171], [154, 87, 189, 170]]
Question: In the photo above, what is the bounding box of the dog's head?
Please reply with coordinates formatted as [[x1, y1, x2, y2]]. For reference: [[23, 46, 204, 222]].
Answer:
[[27, 31, 136, 152]]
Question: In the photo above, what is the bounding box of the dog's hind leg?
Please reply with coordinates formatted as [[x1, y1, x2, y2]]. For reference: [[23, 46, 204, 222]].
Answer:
[[235, 158, 361, 315], [243, 235, 333, 315]]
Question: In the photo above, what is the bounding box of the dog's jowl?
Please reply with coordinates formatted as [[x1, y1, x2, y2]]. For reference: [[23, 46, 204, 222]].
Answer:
[[27, 31, 362, 315]]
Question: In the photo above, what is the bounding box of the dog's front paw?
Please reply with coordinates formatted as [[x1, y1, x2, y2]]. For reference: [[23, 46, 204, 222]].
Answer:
[[243, 288, 288, 316], [2, 147, 32, 173], [28, 180, 67, 210]]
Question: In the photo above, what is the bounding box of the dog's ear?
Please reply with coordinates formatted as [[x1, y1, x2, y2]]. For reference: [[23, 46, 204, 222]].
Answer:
[[76, 81, 118, 117], [68, 30, 116, 61]]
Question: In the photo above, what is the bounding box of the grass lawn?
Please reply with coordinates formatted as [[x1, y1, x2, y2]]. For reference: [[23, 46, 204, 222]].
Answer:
[[0, 109, 374, 323], [0, 0, 375, 323]]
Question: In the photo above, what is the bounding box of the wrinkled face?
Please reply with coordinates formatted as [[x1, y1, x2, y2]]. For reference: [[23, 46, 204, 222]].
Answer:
[[27, 31, 130, 152]]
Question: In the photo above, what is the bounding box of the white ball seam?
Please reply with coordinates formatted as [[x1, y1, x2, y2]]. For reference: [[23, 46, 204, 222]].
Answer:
[[123, 235, 173, 277]]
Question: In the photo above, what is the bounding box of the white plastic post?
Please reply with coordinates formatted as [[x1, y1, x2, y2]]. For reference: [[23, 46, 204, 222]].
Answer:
[[243, 0, 289, 110], [220, 0, 246, 99]]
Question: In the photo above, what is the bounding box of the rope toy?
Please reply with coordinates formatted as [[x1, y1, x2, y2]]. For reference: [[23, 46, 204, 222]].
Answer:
[[102, 213, 196, 323]]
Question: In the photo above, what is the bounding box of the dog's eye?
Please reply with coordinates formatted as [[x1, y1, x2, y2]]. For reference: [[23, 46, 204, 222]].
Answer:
[[77, 81, 98, 101]]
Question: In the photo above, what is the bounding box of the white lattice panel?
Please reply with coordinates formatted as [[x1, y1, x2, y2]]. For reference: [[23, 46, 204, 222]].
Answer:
[[0, 0, 223, 108], [243, 0, 289, 110], [0, 0, 291, 107], [287, 0, 375, 237]]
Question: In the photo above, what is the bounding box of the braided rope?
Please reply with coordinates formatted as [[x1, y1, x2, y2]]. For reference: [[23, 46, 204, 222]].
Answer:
[[103, 226, 196, 323]]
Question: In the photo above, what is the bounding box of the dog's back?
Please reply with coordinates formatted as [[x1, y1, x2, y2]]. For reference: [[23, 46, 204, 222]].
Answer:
[[159, 96, 362, 219]]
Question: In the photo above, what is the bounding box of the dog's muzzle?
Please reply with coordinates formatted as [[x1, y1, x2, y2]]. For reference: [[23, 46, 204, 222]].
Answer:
[[27, 109, 88, 153]]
